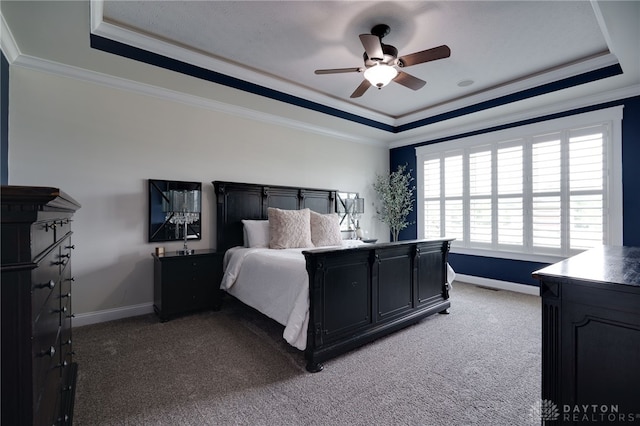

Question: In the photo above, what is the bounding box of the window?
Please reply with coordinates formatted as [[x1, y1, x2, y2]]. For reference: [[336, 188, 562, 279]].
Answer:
[[416, 107, 623, 262]]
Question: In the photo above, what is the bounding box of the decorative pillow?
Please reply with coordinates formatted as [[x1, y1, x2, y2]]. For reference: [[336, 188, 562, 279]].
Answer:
[[310, 211, 343, 247], [242, 220, 270, 248], [268, 207, 313, 249]]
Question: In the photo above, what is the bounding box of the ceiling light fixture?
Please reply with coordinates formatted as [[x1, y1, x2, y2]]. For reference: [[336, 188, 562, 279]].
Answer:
[[364, 63, 398, 89]]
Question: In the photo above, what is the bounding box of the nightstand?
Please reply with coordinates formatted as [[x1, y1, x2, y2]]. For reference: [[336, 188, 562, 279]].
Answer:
[[152, 249, 223, 321]]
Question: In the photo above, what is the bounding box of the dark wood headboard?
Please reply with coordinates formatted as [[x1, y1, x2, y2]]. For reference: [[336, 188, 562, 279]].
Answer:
[[213, 181, 337, 252]]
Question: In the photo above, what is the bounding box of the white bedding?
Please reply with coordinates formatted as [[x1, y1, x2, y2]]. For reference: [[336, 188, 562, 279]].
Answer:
[[221, 242, 456, 351], [221, 246, 310, 349]]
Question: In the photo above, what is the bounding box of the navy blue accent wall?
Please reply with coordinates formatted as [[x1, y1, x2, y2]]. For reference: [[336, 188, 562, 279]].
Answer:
[[389, 146, 419, 242], [622, 97, 640, 246], [448, 254, 549, 286], [1, 51, 8, 185], [390, 96, 640, 286]]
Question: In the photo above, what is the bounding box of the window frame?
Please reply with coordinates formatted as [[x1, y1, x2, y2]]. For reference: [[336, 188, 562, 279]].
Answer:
[[415, 106, 623, 263]]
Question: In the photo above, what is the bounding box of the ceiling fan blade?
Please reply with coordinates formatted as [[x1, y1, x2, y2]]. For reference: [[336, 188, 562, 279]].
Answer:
[[350, 79, 371, 98], [359, 34, 384, 61], [393, 71, 427, 90], [398, 45, 451, 67], [315, 67, 362, 75]]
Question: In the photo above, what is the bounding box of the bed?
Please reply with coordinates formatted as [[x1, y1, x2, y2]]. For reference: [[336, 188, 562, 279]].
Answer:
[[214, 181, 454, 372]]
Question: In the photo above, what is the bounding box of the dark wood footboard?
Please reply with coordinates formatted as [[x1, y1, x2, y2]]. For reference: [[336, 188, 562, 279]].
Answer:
[[303, 238, 453, 372]]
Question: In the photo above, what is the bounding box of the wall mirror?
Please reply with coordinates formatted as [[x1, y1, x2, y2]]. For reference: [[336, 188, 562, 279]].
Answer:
[[148, 179, 202, 243], [336, 192, 359, 232]]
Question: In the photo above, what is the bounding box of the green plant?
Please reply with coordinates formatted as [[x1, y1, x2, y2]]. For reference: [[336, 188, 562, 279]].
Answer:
[[373, 164, 416, 241]]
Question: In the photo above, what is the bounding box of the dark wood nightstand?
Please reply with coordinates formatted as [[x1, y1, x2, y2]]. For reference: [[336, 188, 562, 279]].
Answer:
[[152, 249, 223, 321]]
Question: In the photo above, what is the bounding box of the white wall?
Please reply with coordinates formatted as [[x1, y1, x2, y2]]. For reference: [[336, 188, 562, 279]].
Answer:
[[8, 66, 389, 322]]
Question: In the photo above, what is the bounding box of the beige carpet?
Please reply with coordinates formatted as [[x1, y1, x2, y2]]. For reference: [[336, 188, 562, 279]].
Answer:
[[73, 282, 541, 425]]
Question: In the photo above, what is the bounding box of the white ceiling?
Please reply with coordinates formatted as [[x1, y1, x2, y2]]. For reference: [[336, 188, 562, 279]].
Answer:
[[92, 0, 638, 132]]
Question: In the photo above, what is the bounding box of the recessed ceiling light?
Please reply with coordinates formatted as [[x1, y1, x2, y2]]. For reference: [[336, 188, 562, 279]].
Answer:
[[457, 79, 474, 87]]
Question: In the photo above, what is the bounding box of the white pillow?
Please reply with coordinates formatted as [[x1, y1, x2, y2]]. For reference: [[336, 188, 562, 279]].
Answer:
[[242, 220, 270, 248], [310, 211, 343, 247], [268, 207, 313, 249]]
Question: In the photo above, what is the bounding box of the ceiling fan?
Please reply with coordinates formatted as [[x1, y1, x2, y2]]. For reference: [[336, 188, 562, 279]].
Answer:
[[315, 24, 451, 98]]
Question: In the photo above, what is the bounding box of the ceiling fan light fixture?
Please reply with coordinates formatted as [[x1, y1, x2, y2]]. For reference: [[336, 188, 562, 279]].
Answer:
[[364, 63, 398, 89]]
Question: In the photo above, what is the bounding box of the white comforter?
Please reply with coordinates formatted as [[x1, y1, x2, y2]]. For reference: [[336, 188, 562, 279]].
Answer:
[[221, 246, 311, 350], [221, 243, 456, 351]]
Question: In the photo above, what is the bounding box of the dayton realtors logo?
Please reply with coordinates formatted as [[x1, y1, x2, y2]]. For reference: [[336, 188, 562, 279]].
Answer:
[[530, 400, 640, 423], [529, 400, 560, 422]]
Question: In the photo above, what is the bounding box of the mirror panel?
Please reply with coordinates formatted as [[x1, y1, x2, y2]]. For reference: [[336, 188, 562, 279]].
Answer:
[[148, 179, 202, 242], [336, 192, 359, 232]]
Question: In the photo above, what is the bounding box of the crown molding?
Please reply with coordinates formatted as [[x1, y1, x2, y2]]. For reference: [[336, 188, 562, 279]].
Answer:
[[0, 12, 20, 62]]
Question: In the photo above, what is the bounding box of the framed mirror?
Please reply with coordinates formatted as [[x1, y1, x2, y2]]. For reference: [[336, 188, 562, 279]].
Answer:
[[148, 179, 202, 243], [336, 192, 359, 232]]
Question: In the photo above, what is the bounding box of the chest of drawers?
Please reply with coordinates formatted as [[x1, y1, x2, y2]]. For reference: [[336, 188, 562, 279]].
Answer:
[[153, 249, 223, 321], [1, 186, 80, 426]]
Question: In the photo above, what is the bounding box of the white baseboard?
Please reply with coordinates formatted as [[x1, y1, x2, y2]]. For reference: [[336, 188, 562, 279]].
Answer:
[[74, 302, 154, 327], [455, 274, 540, 296]]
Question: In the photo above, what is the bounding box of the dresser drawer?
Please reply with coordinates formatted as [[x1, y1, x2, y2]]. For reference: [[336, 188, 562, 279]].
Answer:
[[163, 259, 215, 282], [34, 363, 61, 426], [54, 218, 72, 243], [60, 317, 73, 368], [32, 246, 62, 318], [31, 220, 57, 260], [32, 327, 61, 418]]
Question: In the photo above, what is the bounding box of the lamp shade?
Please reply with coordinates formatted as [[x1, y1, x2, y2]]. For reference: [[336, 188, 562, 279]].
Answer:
[[353, 197, 365, 215], [345, 197, 365, 215], [363, 63, 398, 88], [163, 189, 201, 213]]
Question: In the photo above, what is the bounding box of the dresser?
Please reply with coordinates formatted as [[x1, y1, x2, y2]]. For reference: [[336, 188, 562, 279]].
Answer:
[[153, 249, 223, 321], [533, 246, 640, 424], [1, 186, 81, 426]]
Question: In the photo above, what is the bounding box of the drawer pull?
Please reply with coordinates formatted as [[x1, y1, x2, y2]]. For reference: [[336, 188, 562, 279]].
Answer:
[[54, 259, 67, 266], [66, 244, 76, 250], [56, 306, 68, 314], [65, 277, 75, 282], [57, 360, 68, 369], [63, 339, 72, 346], [67, 313, 75, 319], [37, 280, 56, 290], [44, 222, 57, 231], [39, 346, 56, 358], [61, 292, 71, 299], [59, 253, 71, 259]]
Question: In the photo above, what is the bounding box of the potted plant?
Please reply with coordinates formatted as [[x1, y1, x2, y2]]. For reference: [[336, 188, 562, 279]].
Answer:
[[373, 164, 416, 242]]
